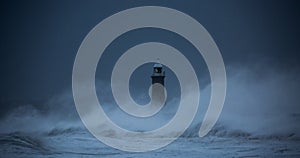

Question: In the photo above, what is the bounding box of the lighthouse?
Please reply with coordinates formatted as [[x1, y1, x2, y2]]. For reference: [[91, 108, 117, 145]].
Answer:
[[151, 62, 165, 104]]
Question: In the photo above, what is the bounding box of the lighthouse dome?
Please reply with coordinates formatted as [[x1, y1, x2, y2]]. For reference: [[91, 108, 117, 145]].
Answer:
[[153, 63, 162, 68]]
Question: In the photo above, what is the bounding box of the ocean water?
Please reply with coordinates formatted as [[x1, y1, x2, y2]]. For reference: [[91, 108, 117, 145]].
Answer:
[[1, 124, 300, 158]]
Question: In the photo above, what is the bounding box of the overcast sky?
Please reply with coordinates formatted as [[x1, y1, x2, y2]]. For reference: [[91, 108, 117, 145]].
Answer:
[[0, 0, 299, 115]]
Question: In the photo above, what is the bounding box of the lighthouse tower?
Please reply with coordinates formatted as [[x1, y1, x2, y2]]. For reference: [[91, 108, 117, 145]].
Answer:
[[151, 62, 165, 103], [151, 63, 165, 85]]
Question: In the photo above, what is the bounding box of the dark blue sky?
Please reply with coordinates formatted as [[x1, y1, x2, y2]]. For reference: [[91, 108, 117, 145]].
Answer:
[[1, 0, 299, 114]]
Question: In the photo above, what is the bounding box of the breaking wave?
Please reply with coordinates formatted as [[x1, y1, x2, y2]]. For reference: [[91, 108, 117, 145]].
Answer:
[[1, 67, 300, 156], [0, 102, 299, 141]]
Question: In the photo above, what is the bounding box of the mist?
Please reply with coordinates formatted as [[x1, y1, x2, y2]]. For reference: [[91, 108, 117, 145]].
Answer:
[[0, 62, 299, 140], [220, 64, 300, 138]]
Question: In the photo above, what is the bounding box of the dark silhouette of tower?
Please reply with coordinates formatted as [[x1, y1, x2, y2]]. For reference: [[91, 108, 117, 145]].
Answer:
[[151, 63, 165, 85], [151, 63, 165, 103]]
